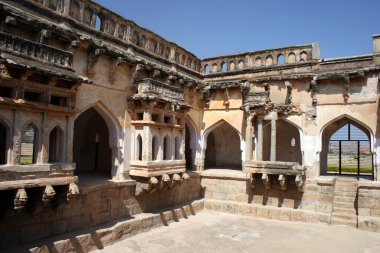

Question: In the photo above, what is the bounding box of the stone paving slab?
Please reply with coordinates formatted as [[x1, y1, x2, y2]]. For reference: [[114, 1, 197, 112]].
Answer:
[[96, 211, 380, 253]]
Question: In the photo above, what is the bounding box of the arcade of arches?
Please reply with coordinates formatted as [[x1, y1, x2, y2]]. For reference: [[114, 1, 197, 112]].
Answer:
[[2, 0, 380, 247]]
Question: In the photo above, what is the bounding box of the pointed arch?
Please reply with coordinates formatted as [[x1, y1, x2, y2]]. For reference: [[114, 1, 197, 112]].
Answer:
[[262, 118, 303, 163], [74, 104, 121, 177], [163, 135, 171, 160], [202, 120, 244, 170], [319, 114, 374, 177], [0, 118, 11, 165], [21, 121, 40, 165], [152, 135, 158, 161], [136, 134, 143, 161], [49, 125, 65, 163], [185, 116, 198, 170]]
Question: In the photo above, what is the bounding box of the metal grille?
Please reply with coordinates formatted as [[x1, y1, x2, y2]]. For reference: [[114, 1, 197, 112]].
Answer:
[[327, 124, 373, 176]]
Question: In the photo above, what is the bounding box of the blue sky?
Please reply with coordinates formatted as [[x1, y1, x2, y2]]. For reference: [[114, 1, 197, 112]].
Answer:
[[95, 0, 379, 59]]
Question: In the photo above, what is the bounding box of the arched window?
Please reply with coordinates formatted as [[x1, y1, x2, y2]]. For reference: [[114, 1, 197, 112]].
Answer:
[[204, 64, 210, 74], [175, 136, 181, 160], [287, 52, 296, 64], [164, 47, 170, 59], [255, 57, 262, 66], [152, 135, 159, 160], [277, 54, 285, 65], [21, 123, 38, 165], [49, 126, 64, 163], [300, 51, 308, 61], [266, 55, 273, 66], [95, 16, 102, 31], [238, 60, 245, 69], [137, 134, 143, 161], [163, 136, 171, 160], [326, 123, 372, 176], [0, 121, 8, 165], [230, 61, 235, 71], [221, 62, 227, 72]]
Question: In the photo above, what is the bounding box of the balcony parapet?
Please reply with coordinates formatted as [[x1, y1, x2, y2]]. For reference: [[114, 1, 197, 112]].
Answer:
[[245, 161, 306, 191], [0, 32, 73, 68], [132, 78, 189, 108]]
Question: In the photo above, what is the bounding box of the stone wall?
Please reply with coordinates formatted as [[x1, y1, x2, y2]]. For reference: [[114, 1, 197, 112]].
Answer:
[[358, 181, 380, 232], [0, 173, 202, 248], [201, 170, 334, 224]]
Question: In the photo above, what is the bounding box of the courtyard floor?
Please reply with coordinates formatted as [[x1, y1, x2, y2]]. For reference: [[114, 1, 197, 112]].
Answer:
[[97, 211, 380, 253]]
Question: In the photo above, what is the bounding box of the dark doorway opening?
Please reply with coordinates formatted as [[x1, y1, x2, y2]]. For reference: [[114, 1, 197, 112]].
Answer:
[[205, 122, 242, 170], [73, 108, 112, 176], [0, 122, 7, 165]]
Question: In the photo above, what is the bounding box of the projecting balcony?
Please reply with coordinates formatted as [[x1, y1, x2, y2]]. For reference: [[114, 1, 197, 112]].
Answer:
[[245, 161, 306, 191], [0, 32, 73, 68], [132, 78, 188, 107], [129, 160, 186, 178]]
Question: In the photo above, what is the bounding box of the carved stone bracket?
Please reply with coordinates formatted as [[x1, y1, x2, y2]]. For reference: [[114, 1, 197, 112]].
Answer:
[[14, 189, 28, 210], [278, 174, 287, 190], [133, 173, 190, 196], [42, 185, 56, 203], [262, 173, 270, 190], [343, 75, 350, 103], [250, 174, 257, 189], [295, 174, 305, 192], [66, 183, 80, 201], [285, 81, 293, 104], [87, 48, 106, 77]]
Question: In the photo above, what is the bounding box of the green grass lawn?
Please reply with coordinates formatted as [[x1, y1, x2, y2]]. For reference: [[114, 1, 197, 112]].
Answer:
[[20, 156, 33, 165], [328, 164, 372, 174]]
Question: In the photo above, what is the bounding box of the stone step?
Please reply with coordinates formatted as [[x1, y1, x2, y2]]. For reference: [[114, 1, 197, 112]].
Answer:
[[334, 201, 355, 209], [330, 216, 357, 227], [335, 181, 358, 187], [333, 207, 357, 215], [333, 196, 357, 203], [331, 213, 357, 221], [334, 186, 358, 193], [333, 191, 357, 197]]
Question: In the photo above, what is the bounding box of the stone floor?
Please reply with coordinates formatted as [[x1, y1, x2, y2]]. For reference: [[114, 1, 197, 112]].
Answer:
[[97, 211, 380, 253]]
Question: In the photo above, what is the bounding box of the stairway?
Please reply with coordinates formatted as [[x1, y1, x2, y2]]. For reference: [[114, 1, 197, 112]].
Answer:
[[331, 178, 358, 227]]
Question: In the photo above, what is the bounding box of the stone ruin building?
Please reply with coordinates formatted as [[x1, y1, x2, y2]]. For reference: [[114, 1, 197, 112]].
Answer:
[[0, 0, 380, 251]]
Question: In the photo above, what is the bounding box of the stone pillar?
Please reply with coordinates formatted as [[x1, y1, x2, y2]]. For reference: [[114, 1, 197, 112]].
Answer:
[[158, 128, 163, 160], [245, 115, 253, 161], [142, 110, 152, 161], [40, 112, 49, 164], [11, 110, 21, 165], [66, 115, 74, 163], [270, 118, 277, 161], [257, 116, 263, 161], [181, 120, 186, 160]]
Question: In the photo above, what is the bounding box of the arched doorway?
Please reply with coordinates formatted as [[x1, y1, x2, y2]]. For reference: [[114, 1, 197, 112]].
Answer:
[[185, 119, 197, 171], [262, 119, 302, 163], [73, 108, 112, 175], [204, 122, 242, 170], [321, 117, 373, 177], [0, 121, 8, 165], [49, 126, 64, 163]]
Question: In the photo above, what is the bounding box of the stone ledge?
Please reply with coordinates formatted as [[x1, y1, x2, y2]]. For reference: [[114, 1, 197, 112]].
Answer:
[[14, 199, 205, 253], [200, 169, 249, 180], [203, 198, 331, 225], [358, 181, 380, 189], [316, 177, 336, 186]]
